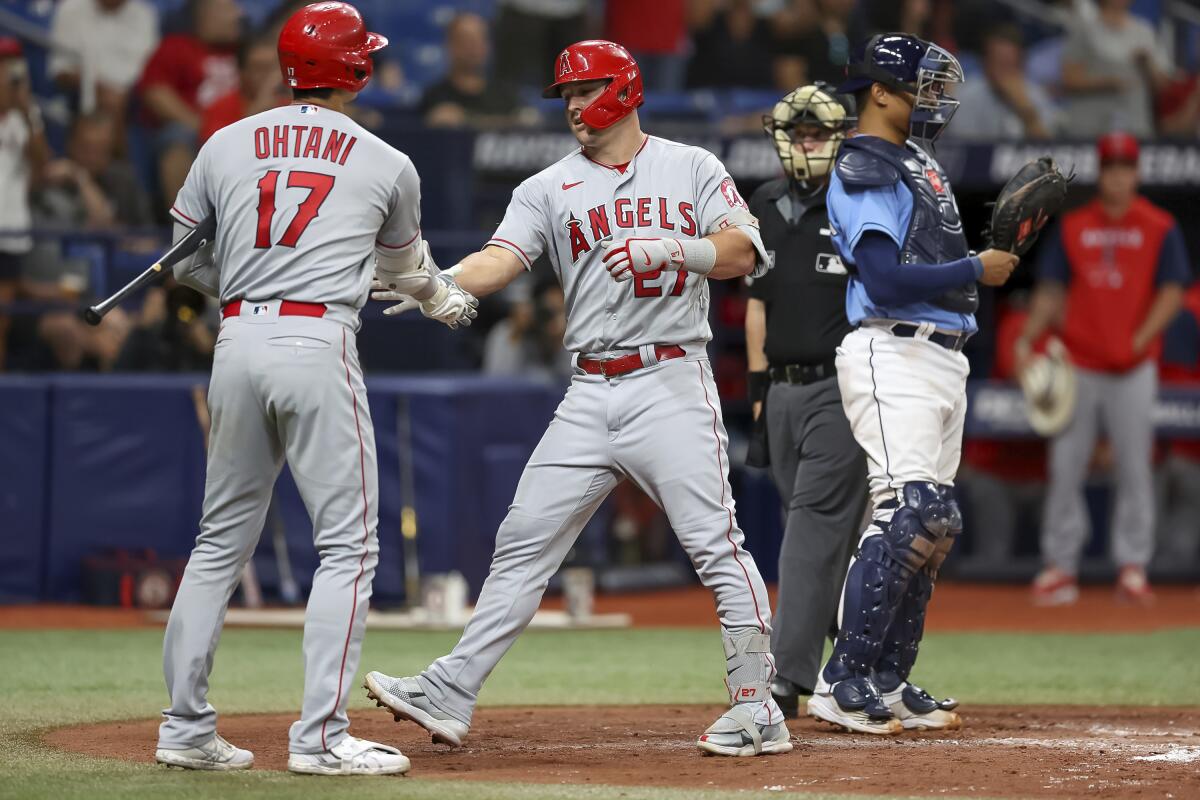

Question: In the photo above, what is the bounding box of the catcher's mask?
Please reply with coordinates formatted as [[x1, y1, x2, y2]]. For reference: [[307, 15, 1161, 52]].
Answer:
[[762, 83, 853, 182], [840, 33, 964, 145]]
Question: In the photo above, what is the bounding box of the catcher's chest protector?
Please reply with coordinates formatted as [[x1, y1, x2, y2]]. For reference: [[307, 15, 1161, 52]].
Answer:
[[840, 137, 977, 315]]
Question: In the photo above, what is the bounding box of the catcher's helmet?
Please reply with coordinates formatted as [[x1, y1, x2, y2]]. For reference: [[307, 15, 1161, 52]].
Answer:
[[542, 40, 643, 130], [839, 33, 963, 144], [763, 83, 853, 182], [278, 2, 387, 93]]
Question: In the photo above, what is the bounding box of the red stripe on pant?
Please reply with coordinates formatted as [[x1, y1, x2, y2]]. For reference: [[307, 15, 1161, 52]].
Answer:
[[696, 362, 767, 633], [320, 327, 372, 751]]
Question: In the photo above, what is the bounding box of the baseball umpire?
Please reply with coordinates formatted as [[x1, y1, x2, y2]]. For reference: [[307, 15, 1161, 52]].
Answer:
[[807, 33, 1019, 734], [745, 83, 867, 718]]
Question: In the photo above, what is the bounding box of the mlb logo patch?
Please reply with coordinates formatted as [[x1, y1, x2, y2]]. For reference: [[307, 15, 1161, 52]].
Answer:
[[815, 253, 848, 275], [253, 304, 270, 316], [300, 104, 318, 114]]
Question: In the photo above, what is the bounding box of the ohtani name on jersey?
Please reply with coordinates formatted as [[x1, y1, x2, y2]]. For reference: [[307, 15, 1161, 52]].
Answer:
[[252, 125, 358, 165], [566, 198, 697, 262]]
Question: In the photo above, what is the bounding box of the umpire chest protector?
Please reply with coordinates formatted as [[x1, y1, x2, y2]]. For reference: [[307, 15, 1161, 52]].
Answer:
[[750, 177, 853, 366], [836, 136, 977, 314]]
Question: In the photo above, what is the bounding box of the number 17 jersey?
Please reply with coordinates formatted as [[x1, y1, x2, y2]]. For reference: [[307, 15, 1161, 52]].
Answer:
[[171, 103, 421, 310]]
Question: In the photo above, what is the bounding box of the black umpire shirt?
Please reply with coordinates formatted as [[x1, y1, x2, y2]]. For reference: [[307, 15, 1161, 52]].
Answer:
[[748, 177, 854, 367]]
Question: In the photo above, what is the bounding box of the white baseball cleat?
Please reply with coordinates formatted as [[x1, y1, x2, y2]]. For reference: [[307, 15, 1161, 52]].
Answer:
[[364, 671, 470, 747], [879, 681, 962, 731], [287, 736, 410, 776], [155, 733, 254, 771], [807, 676, 903, 735], [697, 703, 793, 757]]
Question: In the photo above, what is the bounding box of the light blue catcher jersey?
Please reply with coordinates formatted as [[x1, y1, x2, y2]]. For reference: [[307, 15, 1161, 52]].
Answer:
[[826, 168, 977, 334]]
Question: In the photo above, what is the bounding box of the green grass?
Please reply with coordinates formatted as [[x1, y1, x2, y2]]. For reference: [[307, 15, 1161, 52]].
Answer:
[[1, 626, 1198, 799]]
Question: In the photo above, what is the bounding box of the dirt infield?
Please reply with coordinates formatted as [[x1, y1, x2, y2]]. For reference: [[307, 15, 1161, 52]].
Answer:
[[46, 704, 1200, 797], [5, 582, 1199, 631]]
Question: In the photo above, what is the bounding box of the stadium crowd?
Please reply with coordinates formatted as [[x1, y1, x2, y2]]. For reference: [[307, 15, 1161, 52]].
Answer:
[[2, 0, 1200, 584]]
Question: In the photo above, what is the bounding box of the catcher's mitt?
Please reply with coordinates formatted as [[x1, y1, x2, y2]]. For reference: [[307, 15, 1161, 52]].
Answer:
[[986, 156, 1071, 256]]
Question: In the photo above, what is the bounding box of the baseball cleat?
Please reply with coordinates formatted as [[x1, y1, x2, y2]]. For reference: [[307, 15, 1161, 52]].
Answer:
[[364, 671, 470, 747], [697, 703, 793, 757], [770, 677, 807, 720], [1116, 565, 1155, 607], [1031, 567, 1079, 607], [288, 736, 410, 776], [807, 676, 903, 735], [155, 733, 253, 771], [879, 680, 961, 731]]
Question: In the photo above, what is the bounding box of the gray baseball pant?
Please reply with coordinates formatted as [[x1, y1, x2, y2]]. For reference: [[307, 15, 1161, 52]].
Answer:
[[764, 377, 868, 693], [418, 354, 776, 726], [158, 304, 378, 755], [1041, 361, 1156, 572]]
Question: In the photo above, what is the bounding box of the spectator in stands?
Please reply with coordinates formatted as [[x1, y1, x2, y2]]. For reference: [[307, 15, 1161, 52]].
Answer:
[[483, 278, 571, 386], [772, 0, 867, 89], [137, 0, 242, 210], [1060, 0, 1171, 138], [947, 25, 1058, 141], [200, 36, 287, 144], [1158, 72, 1200, 139], [0, 38, 51, 372], [864, 0, 930, 38], [686, 0, 776, 89], [21, 307, 131, 372], [1016, 132, 1191, 606], [49, 0, 159, 120], [37, 112, 153, 229], [115, 284, 214, 371], [419, 13, 531, 129], [492, 0, 588, 90], [605, 0, 688, 92]]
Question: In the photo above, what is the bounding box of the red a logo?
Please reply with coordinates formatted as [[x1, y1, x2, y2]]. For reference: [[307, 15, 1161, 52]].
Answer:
[[558, 52, 573, 79]]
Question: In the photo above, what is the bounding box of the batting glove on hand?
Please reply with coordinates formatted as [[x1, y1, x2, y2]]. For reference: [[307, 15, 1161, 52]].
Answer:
[[602, 237, 685, 282], [371, 269, 479, 330]]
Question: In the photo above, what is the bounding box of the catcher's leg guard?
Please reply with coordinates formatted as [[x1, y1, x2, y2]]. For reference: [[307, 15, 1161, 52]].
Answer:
[[874, 485, 962, 730], [698, 632, 792, 756], [826, 482, 956, 679]]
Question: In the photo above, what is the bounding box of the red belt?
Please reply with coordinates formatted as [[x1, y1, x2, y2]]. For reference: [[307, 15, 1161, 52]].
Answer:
[[577, 345, 686, 377], [221, 300, 327, 319]]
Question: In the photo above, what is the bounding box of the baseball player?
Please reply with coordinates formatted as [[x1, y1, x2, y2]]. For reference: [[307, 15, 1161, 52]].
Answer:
[[154, 2, 474, 776], [806, 34, 1019, 734], [745, 84, 867, 719], [365, 40, 791, 758]]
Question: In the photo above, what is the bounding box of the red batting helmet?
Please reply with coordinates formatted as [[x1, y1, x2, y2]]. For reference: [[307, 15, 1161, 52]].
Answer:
[[278, 2, 387, 93], [542, 40, 643, 129]]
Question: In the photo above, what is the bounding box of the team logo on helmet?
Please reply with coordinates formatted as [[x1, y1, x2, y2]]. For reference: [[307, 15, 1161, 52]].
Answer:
[[557, 52, 574, 80]]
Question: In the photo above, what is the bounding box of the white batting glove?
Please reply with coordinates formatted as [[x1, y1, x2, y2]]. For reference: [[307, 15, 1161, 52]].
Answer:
[[371, 270, 478, 330], [601, 237, 685, 282]]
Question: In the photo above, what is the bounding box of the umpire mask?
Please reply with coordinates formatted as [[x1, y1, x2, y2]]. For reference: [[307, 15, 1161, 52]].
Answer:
[[763, 83, 852, 183]]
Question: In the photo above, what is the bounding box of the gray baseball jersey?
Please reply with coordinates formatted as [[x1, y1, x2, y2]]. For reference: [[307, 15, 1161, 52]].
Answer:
[[160, 102, 414, 757], [171, 103, 421, 313], [487, 135, 767, 353], [407, 135, 783, 737]]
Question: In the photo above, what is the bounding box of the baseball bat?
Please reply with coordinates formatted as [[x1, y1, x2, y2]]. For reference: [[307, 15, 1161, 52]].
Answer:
[[396, 396, 422, 609], [83, 214, 217, 325]]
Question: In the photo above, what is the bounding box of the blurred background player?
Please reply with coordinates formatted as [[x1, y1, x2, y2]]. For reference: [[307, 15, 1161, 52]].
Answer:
[[809, 33, 1019, 735], [1016, 131, 1190, 607], [745, 82, 865, 719]]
